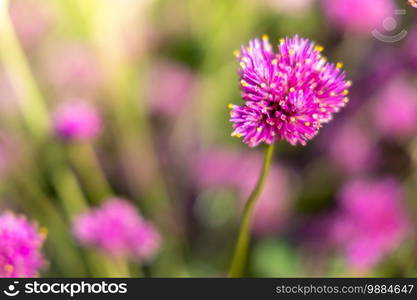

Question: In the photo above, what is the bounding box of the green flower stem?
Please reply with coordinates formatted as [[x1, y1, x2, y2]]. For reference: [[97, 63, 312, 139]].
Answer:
[[228, 143, 275, 277]]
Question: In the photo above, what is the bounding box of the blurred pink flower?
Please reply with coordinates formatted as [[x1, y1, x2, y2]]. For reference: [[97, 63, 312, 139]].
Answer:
[[10, 0, 53, 48], [322, 0, 395, 34], [53, 100, 102, 141], [73, 198, 160, 261], [333, 178, 409, 270], [43, 44, 102, 97], [373, 77, 417, 139], [146, 61, 196, 117], [327, 122, 379, 174], [409, 0, 417, 8], [194, 148, 292, 235], [0, 212, 46, 278]]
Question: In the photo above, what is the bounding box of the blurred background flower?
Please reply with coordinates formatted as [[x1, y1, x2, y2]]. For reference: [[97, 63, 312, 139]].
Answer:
[[73, 198, 161, 262]]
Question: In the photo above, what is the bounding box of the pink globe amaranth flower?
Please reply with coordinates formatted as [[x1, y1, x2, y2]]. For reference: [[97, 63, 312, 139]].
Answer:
[[327, 122, 379, 174], [322, 0, 395, 34], [373, 77, 417, 139], [53, 101, 102, 141], [0, 212, 46, 278], [230, 35, 350, 147], [194, 148, 292, 235], [332, 178, 409, 271], [73, 199, 161, 262], [146, 61, 197, 117]]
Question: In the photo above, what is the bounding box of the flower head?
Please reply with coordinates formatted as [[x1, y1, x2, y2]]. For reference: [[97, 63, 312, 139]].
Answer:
[[230, 35, 350, 147], [409, 0, 417, 8], [73, 199, 160, 262], [0, 212, 46, 278], [53, 100, 102, 141]]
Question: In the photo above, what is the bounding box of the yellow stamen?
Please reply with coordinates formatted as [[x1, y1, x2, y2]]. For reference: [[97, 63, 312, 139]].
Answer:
[[231, 132, 242, 138], [39, 226, 48, 237], [315, 45, 324, 52]]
